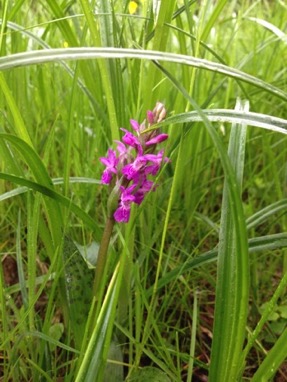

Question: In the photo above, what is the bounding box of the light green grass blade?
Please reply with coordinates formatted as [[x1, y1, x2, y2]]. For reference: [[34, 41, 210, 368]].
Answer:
[[142, 0, 176, 110], [1, 20, 105, 119], [16, 211, 28, 309], [12, 330, 79, 354], [146, 232, 287, 296], [161, 109, 287, 134], [0, 73, 33, 146], [0, 0, 9, 52], [26, 192, 40, 332], [0, 134, 53, 186], [45, 0, 78, 46], [251, 326, 287, 382], [0, 176, 101, 202], [0, 134, 62, 247], [246, 199, 287, 229], [246, 16, 287, 43], [63, 62, 80, 196], [0, 172, 98, 233], [241, 269, 287, 375], [96, 0, 126, 127], [200, 0, 229, 42], [0, 232, 11, 378], [0, 48, 286, 101], [209, 100, 249, 380], [75, 258, 125, 381], [187, 290, 198, 382], [79, 0, 119, 141]]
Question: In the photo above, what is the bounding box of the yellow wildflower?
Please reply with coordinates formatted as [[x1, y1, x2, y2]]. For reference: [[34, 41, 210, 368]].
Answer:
[[128, 1, 138, 15]]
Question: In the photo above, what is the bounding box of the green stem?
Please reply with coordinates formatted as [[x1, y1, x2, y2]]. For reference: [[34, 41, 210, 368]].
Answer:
[[93, 216, 115, 299]]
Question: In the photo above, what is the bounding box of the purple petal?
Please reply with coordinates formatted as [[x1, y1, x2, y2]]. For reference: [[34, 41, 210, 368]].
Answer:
[[122, 156, 148, 180], [115, 140, 127, 156], [121, 192, 136, 205], [144, 164, 160, 176], [147, 110, 154, 124], [133, 179, 154, 204], [114, 206, 131, 223], [144, 150, 164, 164], [121, 128, 141, 149], [122, 164, 136, 180], [99, 149, 118, 167], [99, 157, 111, 166], [101, 170, 113, 185], [130, 119, 140, 132], [146, 133, 168, 146]]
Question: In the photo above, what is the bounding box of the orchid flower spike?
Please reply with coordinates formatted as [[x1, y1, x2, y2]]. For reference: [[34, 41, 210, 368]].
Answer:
[[99, 103, 169, 223]]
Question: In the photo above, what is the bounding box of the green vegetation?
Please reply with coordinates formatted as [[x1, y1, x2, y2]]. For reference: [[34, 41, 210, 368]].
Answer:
[[0, 1, 287, 381]]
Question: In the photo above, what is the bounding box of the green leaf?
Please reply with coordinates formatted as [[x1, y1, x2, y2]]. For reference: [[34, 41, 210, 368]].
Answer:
[[278, 306, 287, 319], [75, 241, 100, 268], [48, 323, 64, 351], [103, 339, 124, 382]]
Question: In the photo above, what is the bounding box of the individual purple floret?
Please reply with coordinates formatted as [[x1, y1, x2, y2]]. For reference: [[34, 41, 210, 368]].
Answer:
[[99, 149, 119, 185], [113, 185, 136, 223], [99, 102, 169, 223]]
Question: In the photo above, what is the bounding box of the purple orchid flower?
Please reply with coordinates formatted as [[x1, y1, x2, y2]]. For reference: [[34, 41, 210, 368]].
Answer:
[[121, 154, 149, 180], [99, 149, 119, 184], [133, 178, 154, 205], [113, 185, 136, 223], [120, 128, 141, 150]]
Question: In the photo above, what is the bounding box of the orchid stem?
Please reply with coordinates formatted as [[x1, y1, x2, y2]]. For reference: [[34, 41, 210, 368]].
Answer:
[[93, 216, 115, 299]]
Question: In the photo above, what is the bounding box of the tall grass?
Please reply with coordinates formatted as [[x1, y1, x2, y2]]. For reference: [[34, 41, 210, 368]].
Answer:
[[0, 1, 287, 381]]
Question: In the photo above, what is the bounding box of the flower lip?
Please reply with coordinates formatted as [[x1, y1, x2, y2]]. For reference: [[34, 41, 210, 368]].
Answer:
[[121, 128, 141, 149], [114, 206, 130, 223]]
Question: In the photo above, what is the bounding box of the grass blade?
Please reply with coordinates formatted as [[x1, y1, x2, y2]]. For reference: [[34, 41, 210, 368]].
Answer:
[[75, 259, 125, 381], [0, 73, 33, 146], [161, 109, 287, 134], [251, 327, 287, 382], [0, 134, 62, 248], [242, 270, 287, 374], [0, 48, 286, 101], [79, 0, 119, 141], [146, 232, 287, 296], [0, 172, 98, 233], [209, 99, 249, 380]]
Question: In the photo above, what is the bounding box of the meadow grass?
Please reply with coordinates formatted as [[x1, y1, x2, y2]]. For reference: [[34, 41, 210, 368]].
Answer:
[[0, 0, 287, 381]]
